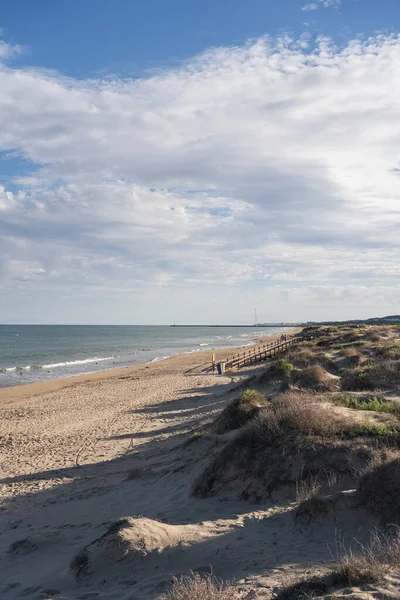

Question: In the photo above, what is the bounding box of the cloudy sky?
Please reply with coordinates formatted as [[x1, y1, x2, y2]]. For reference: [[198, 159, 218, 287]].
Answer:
[[1, 0, 400, 324]]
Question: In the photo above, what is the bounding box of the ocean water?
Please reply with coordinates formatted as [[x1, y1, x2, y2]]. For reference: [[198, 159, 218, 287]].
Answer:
[[0, 324, 290, 388]]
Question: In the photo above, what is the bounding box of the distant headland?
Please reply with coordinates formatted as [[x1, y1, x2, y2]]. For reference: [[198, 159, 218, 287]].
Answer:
[[170, 315, 400, 327]]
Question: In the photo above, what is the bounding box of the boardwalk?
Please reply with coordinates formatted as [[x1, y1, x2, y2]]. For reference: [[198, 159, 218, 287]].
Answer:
[[217, 337, 297, 371]]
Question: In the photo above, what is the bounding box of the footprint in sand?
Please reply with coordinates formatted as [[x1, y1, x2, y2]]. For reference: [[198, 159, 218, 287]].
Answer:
[[2, 583, 22, 593], [7, 538, 37, 556], [17, 585, 42, 596]]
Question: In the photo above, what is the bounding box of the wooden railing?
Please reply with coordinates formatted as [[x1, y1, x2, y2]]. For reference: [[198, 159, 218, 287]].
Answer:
[[216, 338, 297, 371]]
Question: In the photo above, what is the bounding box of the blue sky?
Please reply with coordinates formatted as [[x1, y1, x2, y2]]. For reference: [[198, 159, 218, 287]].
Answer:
[[2, 0, 399, 78], [1, 0, 400, 323]]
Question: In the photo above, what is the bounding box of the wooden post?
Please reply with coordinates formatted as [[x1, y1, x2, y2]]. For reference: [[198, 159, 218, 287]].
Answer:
[[212, 354, 216, 371]]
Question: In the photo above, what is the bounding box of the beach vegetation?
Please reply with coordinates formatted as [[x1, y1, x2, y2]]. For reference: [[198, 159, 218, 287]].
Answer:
[[274, 529, 400, 597], [159, 571, 233, 600], [339, 346, 361, 365], [331, 393, 400, 414], [292, 364, 338, 391], [193, 391, 396, 500], [341, 361, 400, 391], [333, 528, 400, 585], [213, 389, 267, 433], [358, 457, 400, 523], [275, 358, 294, 378]]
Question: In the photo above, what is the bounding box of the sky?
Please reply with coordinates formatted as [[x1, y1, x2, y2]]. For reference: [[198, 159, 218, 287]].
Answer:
[[1, 0, 400, 325]]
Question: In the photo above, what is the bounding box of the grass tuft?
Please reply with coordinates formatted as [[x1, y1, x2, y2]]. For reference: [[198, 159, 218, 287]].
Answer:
[[339, 346, 362, 365], [159, 571, 233, 600], [214, 389, 267, 434], [334, 529, 400, 585], [295, 495, 331, 523], [296, 474, 321, 503]]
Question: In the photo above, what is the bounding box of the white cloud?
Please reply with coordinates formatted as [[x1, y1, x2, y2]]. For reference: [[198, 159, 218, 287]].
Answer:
[[0, 34, 24, 60], [302, 0, 341, 11], [0, 32, 400, 322]]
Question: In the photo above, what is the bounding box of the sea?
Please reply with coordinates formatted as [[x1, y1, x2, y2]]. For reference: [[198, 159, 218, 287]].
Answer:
[[0, 324, 291, 388]]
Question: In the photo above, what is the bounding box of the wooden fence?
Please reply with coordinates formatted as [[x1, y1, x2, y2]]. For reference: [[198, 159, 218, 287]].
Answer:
[[213, 337, 297, 371]]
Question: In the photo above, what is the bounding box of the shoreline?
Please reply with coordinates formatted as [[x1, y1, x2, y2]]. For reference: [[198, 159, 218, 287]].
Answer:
[[0, 328, 300, 401]]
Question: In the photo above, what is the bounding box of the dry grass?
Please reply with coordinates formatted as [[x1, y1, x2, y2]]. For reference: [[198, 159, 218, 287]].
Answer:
[[334, 528, 400, 585], [254, 392, 345, 439], [296, 474, 322, 503], [295, 495, 331, 523], [276, 529, 400, 597], [285, 347, 320, 369], [295, 470, 339, 522], [296, 469, 339, 501], [358, 457, 400, 523], [323, 329, 363, 347], [193, 392, 382, 501], [339, 346, 362, 366], [341, 360, 400, 391], [213, 389, 267, 434], [194, 327, 400, 501], [376, 342, 400, 361], [293, 365, 338, 392], [159, 572, 234, 600], [367, 332, 383, 343]]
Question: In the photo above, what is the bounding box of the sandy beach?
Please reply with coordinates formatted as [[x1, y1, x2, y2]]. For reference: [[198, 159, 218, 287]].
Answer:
[[2, 324, 400, 599], [0, 331, 296, 599]]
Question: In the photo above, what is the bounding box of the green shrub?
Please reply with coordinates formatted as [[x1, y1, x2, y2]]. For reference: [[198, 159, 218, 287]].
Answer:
[[332, 394, 400, 415], [276, 359, 294, 378], [213, 389, 267, 434], [337, 341, 366, 348], [342, 421, 394, 438], [238, 389, 265, 403]]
